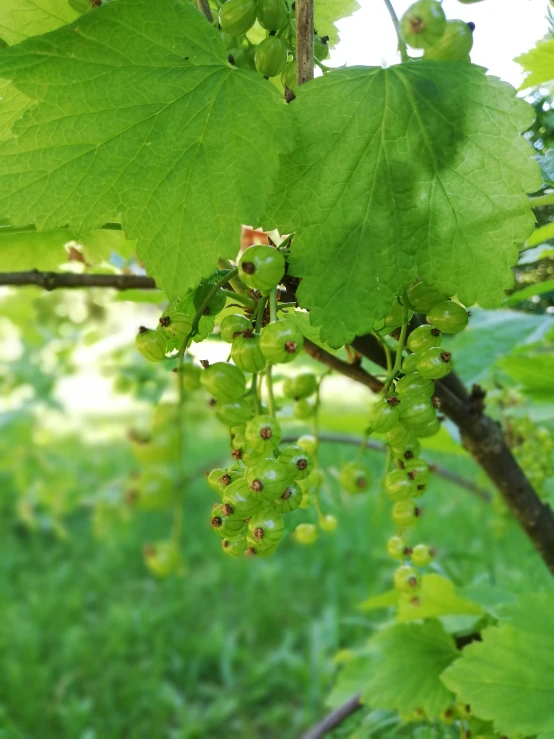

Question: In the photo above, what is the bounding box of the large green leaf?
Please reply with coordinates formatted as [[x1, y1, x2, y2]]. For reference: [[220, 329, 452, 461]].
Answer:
[[0, 0, 291, 299], [0, 0, 81, 45], [266, 64, 540, 347], [517, 39, 554, 89], [442, 591, 554, 735], [499, 352, 554, 400], [363, 621, 457, 720]]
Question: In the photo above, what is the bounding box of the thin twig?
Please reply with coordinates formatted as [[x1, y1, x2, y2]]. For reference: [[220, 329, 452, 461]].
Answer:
[[282, 433, 492, 502], [381, 0, 408, 62], [301, 694, 362, 739], [0, 270, 157, 291], [196, 0, 213, 23], [303, 338, 383, 393], [296, 0, 314, 86]]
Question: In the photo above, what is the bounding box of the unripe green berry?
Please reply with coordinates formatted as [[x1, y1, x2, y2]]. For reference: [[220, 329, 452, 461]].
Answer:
[[387, 535, 407, 559], [319, 513, 338, 532], [394, 564, 421, 592], [427, 301, 469, 334], [339, 461, 370, 494], [201, 361, 246, 401], [136, 327, 167, 362], [392, 500, 418, 529], [238, 244, 285, 293], [385, 469, 416, 501], [297, 434, 317, 456], [295, 522, 317, 544], [220, 313, 251, 343], [416, 348, 453, 379], [406, 325, 441, 354], [411, 543, 433, 567]]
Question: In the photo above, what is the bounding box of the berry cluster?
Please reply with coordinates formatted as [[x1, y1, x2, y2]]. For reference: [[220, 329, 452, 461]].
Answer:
[[366, 282, 469, 601], [136, 241, 338, 558], [217, 0, 329, 90], [400, 0, 475, 61]]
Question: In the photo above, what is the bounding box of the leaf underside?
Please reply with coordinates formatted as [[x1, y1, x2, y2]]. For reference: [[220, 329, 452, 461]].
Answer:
[[266, 64, 540, 347]]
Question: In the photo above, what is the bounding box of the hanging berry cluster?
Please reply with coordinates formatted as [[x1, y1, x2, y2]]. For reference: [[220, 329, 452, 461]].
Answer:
[[365, 282, 470, 602]]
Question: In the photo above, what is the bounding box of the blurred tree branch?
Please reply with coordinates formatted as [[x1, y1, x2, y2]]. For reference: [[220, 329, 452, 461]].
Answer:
[[0, 270, 158, 291]]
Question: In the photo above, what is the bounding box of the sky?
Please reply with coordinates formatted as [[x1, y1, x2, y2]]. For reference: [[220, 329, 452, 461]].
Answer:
[[329, 0, 549, 87]]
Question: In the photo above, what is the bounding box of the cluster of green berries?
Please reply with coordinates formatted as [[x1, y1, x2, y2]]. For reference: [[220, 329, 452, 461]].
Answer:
[[402, 702, 472, 729], [400, 0, 475, 62], [507, 417, 554, 496], [374, 283, 469, 601], [218, 0, 329, 90]]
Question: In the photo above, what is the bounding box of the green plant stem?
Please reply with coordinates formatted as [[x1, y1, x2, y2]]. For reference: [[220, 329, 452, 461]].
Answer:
[[383, 292, 409, 392], [382, 0, 408, 62], [266, 365, 276, 417], [529, 192, 554, 207], [269, 287, 278, 323], [372, 330, 392, 374], [172, 268, 239, 544], [221, 289, 256, 309], [248, 295, 268, 414]]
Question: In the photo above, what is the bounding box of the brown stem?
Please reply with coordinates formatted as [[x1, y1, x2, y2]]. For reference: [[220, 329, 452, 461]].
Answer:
[[301, 694, 362, 739], [0, 270, 157, 291], [303, 338, 383, 393], [296, 0, 314, 86], [346, 333, 554, 574], [196, 0, 214, 23]]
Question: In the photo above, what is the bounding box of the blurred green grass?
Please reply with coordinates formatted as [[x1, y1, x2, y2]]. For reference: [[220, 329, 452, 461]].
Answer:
[[0, 424, 546, 739]]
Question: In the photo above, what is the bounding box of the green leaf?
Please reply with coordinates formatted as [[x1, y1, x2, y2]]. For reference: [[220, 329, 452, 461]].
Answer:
[[442, 591, 554, 735], [0, 0, 291, 300], [363, 621, 457, 720], [503, 279, 554, 306], [266, 64, 540, 347], [358, 588, 399, 612], [0, 78, 31, 142], [516, 39, 554, 89], [525, 221, 554, 248], [499, 352, 554, 400], [446, 308, 552, 386], [397, 574, 483, 623], [0, 0, 81, 45], [314, 0, 360, 48], [536, 150, 554, 186]]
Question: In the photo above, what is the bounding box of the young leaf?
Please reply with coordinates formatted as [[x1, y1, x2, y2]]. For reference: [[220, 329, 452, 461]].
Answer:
[[0, 0, 291, 299], [363, 621, 457, 720], [442, 591, 554, 735], [0, 0, 82, 45], [397, 574, 483, 623], [266, 64, 540, 347], [516, 39, 554, 89], [315, 0, 360, 48]]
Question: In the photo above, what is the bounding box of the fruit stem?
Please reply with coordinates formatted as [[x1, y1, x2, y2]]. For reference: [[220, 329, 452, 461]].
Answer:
[[266, 365, 276, 417], [381, 0, 408, 62], [269, 287, 278, 323], [249, 295, 269, 414], [383, 290, 409, 393], [372, 330, 392, 374], [220, 289, 256, 309], [529, 192, 554, 208], [173, 267, 240, 540]]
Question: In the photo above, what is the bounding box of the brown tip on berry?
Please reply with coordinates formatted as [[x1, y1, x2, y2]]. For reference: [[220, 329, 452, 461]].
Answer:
[[138, 326, 148, 333], [219, 473, 231, 486], [296, 458, 308, 470], [387, 396, 400, 407], [414, 507, 421, 517], [143, 543, 155, 557], [241, 261, 255, 275], [432, 396, 441, 409], [284, 340, 297, 354], [417, 484, 426, 491], [444, 709, 453, 718], [208, 398, 217, 407], [200, 359, 210, 368], [221, 503, 233, 516], [408, 576, 418, 588], [211, 516, 222, 528], [356, 477, 367, 489], [250, 480, 263, 492], [243, 328, 254, 339], [440, 351, 452, 363], [431, 328, 441, 336], [159, 315, 170, 327], [407, 470, 416, 480], [260, 426, 272, 440], [404, 450, 414, 460], [253, 526, 264, 540], [410, 15, 424, 34], [232, 331, 242, 339], [281, 487, 292, 500], [231, 448, 242, 460], [222, 539, 230, 548], [403, 546, 412, 556], [245, 546, 256, 556]]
